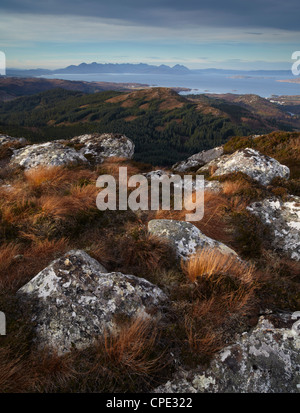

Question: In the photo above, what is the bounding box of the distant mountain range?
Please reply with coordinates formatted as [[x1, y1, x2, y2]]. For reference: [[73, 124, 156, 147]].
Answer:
[[6, 63, 190, 77], [5, 62, 292, 78]]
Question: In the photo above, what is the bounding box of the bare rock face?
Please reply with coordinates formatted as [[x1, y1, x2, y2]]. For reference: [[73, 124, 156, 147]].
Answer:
[[17, 250, 167, 354], [198, 148, 290, 186], [247, 197, 300, 261], [69, 133, 135, 164], [155, 313, 300, 393], [10, 142, 88, 170], [172, 146, 223, 173], [148, 219, 236, 260]]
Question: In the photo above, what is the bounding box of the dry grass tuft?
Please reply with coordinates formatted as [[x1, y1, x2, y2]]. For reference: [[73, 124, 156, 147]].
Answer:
[[37, 184, 99, 219], [222, 180, 247, 196], [24, 166, 96, 192], [1, 316, 167, 393], [97, 157, 142, 181], [155, 190, 233, 246], [182, 248, 255, 285], [102, 318, 163, 378], [174, 248, 258, 358], [0, 238, 69, 292], [117, 230, 177, 274], [0, 348, 37, 393]]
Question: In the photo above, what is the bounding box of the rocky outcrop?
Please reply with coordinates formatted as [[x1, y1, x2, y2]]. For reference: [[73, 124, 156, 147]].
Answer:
[[143, 170, 170, 180], [8, 133, 135, 169], [247, 197, 300, 261], [17, 250, 167, 354], [10, 142, 88, 170], [0, 134, 28, 164], [143, 170, 221, 192], [68, 133, 135, 164], [155, 313, 300, 393], [172, 146, 223, 173], [148, 219, 236, 260], [0, 134, 28, 148], [198, 148, 290, 186]]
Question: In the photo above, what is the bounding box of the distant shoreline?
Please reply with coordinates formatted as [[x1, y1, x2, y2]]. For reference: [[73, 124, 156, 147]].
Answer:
[[277, 78, 300, 84]]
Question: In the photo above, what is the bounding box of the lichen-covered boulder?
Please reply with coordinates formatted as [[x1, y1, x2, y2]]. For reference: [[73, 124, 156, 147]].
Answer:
[[17, 250, 167, 354], [204, 180, 222, 192], [148, 219, 236, 260], [10, 142, 87, 170], [172, 146, 223, 173], [68, 133, 135, 164], [0, 134, 28, 163], [0, 134, 28, 148], [143, 170, 220, 192], [143, 170, 205, 191], [198, 148, 290, 186], [143, 170, 169, 180], [155, 313, 300, 393], [247, 197, 300, 261]]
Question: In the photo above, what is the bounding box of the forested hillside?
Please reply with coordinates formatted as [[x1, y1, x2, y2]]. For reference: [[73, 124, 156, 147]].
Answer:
[[0, 87, 298, 165]]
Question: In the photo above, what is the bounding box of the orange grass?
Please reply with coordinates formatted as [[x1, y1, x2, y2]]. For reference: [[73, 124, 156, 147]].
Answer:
[[182, 247, 255, 284], [179, 248, 258, 356], [102, 317, 163, 377], [0, 238, 69, 292], [155, 190, 233, 245]]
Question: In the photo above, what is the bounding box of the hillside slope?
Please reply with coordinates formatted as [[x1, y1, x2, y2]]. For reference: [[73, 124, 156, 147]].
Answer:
[[0, 77, 150, 102], [0, 87, 299, 165]]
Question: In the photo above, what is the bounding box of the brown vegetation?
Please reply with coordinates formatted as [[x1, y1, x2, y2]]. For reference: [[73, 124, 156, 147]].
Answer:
[[175, 248, 258, 359], [0, 150, 299, 392]]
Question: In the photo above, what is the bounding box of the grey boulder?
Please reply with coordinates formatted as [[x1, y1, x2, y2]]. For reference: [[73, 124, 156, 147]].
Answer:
[[0, 134, 28, 148], [198, 148, 290, 186], [10, 142, 87, 170], [148, 219, 237, 260], [155, 313, 300, 393], [172, 146, 223, 173], [247, 197, 300, 261], [69, 133, 135, 164], [18, 250, 167, 354]]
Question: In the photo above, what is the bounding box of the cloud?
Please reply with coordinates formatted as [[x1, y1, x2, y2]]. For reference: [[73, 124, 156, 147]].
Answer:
[[1, 0, 300, 31], [1, 2, 298, 70], [1, 12, 299, 45]]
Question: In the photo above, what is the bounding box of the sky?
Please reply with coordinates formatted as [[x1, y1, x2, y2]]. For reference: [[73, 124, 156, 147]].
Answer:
[[1, 0, 299, 70]]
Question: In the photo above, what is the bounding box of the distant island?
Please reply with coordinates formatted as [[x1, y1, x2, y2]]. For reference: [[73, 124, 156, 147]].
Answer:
[[6, 62, 293, 78], [277, 78, 300, 84], [6, 63, 190, 77]]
